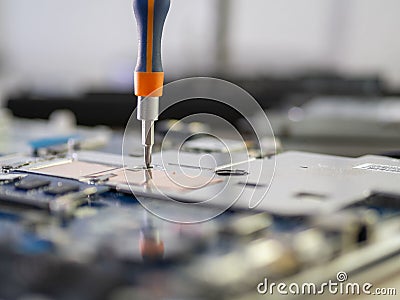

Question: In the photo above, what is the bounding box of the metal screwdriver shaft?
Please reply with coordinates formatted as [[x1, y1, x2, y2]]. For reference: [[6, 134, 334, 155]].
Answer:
[[133, 0, 170, 168], [143, 119, 154, 167]]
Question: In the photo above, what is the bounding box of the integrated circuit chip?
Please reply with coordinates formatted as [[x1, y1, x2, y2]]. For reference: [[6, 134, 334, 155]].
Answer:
[[45, 182, 80, 195], [15, 178, 51, 191]]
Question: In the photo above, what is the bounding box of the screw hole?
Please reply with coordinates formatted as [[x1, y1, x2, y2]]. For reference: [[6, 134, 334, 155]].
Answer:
[[216, 169, 249, 176]]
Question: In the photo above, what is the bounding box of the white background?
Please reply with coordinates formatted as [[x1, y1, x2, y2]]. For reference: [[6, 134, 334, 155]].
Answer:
[[0, 0, 399, 95]]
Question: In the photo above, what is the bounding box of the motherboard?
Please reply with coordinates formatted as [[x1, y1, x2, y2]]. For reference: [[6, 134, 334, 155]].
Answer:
[[1, 136, 400, 300]]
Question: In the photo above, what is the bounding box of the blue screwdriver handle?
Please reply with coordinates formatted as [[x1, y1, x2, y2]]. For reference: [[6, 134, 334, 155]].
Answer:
[[133, 0, 170, 97]]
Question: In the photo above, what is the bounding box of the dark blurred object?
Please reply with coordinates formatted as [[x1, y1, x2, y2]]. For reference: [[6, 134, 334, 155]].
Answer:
[[6, 73, 386, 128], [7, 92, 135, 128], [0, 247, 125, 300], [380, 151, 400, 159], [231, 73, 385, 109]]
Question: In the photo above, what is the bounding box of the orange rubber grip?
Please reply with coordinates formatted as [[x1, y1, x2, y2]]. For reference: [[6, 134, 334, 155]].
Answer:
[[134, 72, 164, 97]]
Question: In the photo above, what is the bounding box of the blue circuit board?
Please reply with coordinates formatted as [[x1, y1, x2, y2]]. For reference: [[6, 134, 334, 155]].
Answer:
[[0, 164, 400, 300]]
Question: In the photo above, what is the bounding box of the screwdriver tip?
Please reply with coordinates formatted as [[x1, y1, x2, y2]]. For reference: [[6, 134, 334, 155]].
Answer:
[[144, 145, 152, 169]]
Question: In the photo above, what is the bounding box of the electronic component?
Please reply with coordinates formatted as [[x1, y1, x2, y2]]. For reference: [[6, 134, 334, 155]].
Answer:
[[0, 174, 26, 183], [185, 238, 299, 295], [45, 182, 80, 195], [182, 137, 248, 153], [312, 209, 378, 253], [49, 186, 109, 216], [221, 212, 272, 238], [0, 174, 107, 212], [15, 178, 51, 191]]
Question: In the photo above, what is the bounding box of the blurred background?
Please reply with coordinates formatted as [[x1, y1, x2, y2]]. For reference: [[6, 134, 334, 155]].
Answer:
[[1, 0, 400, 156]]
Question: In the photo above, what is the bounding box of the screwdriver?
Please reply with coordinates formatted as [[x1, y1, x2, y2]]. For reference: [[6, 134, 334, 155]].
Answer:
[[133, 0, 170, 168]]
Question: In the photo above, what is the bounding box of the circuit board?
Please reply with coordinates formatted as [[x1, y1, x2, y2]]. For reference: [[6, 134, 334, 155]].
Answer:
[[1, 148, 400, 299]]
